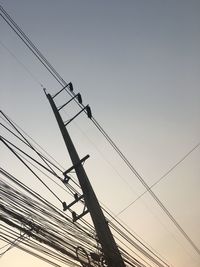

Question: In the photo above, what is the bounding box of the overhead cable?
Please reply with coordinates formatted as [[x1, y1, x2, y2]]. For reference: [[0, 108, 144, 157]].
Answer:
[[117, 142, 200, 216], [1, 4, 199, 257]]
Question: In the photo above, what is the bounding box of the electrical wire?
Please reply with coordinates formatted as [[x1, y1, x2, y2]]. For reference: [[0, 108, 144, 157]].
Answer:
[[0, 39, 44, 88], [0, 111, 58, 177], [0, 136, 63, 204], [2, 105, 198, 264], [0, 111, 80, 188], [0, 169, 148, 267], [0, 232, 27, 257], [1, 2, 199, 260], [117, 142, 200, 216], [0, 118, 170, 267]]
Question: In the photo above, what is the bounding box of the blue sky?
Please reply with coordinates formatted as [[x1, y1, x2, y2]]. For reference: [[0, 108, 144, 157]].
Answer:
[[0, 1, 200, 267]]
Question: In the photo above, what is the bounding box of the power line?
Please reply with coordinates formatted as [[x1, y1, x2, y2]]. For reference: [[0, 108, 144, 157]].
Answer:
[[0, 116, 170, 267], [0, 111, 81, 190], [1, 3, 199, 257], [0, 5, 64, 87], [0, 39, 44, 88], [0, 136, 63, 204], [0, 176, 92, 266], [103, 206, 170, 267], [0, 232, 27, 257], [0, 169, 151, 267], [0, 111, 59, 177], [117, 142, 200, 216]]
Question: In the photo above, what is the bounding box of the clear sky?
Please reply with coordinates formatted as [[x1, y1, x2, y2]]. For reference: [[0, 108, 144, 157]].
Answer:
[[0, 1, 200, 267]]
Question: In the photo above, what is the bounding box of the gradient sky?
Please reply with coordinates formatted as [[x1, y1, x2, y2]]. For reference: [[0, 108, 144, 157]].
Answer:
[[0, 1, 200, 267]]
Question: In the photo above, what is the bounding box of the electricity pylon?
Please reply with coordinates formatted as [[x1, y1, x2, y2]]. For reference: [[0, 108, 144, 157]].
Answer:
[[45, 87, 125, 267]]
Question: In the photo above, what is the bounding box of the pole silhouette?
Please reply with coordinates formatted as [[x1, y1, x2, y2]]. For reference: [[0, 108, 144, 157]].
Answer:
[[46, 92, 125, 267]]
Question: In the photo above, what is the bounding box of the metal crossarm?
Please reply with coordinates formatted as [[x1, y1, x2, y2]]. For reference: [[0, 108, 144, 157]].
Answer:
[[72, 210, 89, 223], [52, 82, 73, 99], [62, 194, 84, 211], [63, 155, 90, 178], [58, 93, 82, 111], [64, 105, 91, 126], [46, 92, 126, 267]]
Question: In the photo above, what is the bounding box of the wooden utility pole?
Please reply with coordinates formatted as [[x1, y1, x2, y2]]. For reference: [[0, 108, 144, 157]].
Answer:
[[46, 92, 125, 267]]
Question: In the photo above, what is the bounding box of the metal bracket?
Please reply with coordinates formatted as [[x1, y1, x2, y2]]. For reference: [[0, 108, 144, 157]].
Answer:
[[58, 93, 82, 111], [64, 105, 92, 126], [72, 209, 89, 222], [52, 82, 73, 99], [62, 194, 84, 211], [62, 194, 89, 222], [63, 154, 90, 182]]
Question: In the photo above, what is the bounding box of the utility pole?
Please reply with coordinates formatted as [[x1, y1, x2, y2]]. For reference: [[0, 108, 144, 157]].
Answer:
[[45, 91, 125, 267]]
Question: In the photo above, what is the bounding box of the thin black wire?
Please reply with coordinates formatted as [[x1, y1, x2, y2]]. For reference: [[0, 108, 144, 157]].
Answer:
[[109, 222, 168, 267], [1, 3, 199, 258], [1, 140, 168, 267], [0, 170, 97, 251], [117, 142, 200, 216], [0, 232, 27, 257], [0, 111, 58, 177], [0, 120, 63, 173], [0, 7, 63, 87], [1, 113, 171, 267], [102, 207, 169, 267], [2, 109, 199, 261], [0, 149, 172, 267], [0, 39, 44, 87], [0, 136, 63, 204], [0, 134, 63, 180], [0, 117, 104, 241], [0, 172, 138, 267], [0, 112, 81, 189], [0, 146, 165, 267], [0, 167, 94, 240]]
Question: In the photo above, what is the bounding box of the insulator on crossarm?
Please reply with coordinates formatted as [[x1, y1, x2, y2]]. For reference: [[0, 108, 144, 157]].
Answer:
[[72, 211, 77, 222], [68, 82, 73, 91], [86, 105, 92, 119], [77, 93, 82, 104], [62, 201, 67, 211]]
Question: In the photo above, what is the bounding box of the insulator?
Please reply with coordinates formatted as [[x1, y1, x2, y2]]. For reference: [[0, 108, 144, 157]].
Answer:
[[86, 105, 92, 119], [72, 211, 77, 222], [77, 93, 82, 104], [68, 82, 73, 91], [62, 201, 67, 211]]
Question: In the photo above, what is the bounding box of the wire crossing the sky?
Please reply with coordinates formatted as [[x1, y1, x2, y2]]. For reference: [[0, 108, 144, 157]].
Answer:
[[0, 165, 166, 267], [0, 114, 170, 267], [117, 142, 200, 216], [0, 3, 199, 258]]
